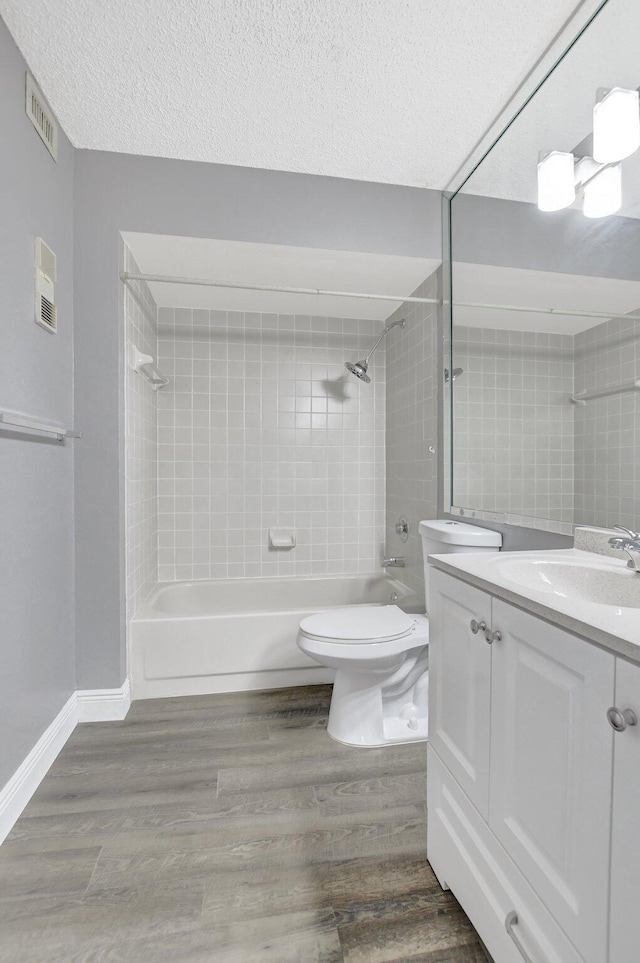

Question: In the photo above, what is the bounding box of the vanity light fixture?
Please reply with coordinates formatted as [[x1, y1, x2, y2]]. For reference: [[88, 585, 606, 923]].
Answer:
[[538, 84, 640, 218], [537, 150, 576, 211], [583, 162, 622, 218], [593, 87, 640, 164]]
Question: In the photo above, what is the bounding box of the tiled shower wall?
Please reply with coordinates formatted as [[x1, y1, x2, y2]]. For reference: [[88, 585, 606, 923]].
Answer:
[[452, 327, 575, 529], [574, 315, 640, 529], [156, 309, 386, 581], [385, 271, 439, 599], [124, 245, 159, 614]]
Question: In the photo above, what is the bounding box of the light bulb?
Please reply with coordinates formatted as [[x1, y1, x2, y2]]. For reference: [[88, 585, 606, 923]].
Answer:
[[583, 163, 622, 218], [537, 151, 576, 212], [593, 87, 640, 164]]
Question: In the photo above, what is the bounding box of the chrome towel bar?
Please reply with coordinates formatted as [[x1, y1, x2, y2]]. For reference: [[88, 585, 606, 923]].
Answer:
[[0, 411, 81, 441]]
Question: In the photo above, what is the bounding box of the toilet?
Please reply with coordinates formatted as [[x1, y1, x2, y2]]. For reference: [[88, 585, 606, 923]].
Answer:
[[297, 519, 502, 747]]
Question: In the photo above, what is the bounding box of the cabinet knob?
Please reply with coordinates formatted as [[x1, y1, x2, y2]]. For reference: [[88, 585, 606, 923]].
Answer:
[[607, 706, 638, 732], [485, 629, 502, 645], [470, 619, 487, 635]]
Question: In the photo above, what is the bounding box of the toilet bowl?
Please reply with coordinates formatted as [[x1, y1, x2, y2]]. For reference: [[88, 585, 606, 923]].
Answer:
[[296, 519, 502, 748], [298, 605, 429, 747]]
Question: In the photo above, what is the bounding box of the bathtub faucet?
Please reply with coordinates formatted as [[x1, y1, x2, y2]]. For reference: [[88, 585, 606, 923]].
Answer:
[[382, 556, 405, 568]]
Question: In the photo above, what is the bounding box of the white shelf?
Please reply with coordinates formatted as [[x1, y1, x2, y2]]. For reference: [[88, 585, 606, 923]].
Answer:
[[128, 344, 169, 390]]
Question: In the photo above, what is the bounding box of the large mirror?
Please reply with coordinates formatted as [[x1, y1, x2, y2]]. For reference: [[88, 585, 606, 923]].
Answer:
[[448, 0, 640, 535]]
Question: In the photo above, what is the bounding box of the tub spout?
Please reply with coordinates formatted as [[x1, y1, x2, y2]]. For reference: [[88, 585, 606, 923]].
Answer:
[[382, 557, 405, 568]]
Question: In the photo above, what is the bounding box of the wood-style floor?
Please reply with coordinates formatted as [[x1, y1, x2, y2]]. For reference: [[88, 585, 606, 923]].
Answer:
[[1, 685, 487, 962]]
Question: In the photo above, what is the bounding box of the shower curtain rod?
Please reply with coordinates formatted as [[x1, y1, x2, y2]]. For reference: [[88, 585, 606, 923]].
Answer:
[[120, 272, 438, 305], [120, 272, 640, 323]]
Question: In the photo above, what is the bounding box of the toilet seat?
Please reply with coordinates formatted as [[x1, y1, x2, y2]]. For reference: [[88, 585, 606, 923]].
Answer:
[[299, 605, 415, 644]]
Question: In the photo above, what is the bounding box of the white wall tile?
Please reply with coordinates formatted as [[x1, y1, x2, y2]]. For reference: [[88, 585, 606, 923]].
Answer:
[[452, 326, 574, 528], [155, 309, 386, 581], [124, 246, 159, 615], [385, 271, 439, 600], [574, 315, 640, 530]]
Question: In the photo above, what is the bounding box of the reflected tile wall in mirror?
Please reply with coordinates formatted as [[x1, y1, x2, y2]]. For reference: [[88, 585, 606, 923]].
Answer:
[[574, 315, 640, 528], [452, 327, 574, 524]]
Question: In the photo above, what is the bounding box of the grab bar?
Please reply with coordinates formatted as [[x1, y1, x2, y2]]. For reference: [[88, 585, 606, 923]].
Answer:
[[0, 411, 81, 441], [570, 378, 640, 405]]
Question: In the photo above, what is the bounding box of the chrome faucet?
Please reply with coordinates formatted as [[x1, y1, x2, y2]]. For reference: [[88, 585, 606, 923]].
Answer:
[[382, 556, 405, 568], [608, 526, 640, 573]]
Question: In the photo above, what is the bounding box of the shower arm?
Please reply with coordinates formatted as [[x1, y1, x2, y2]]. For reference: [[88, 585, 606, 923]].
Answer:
[[363, 318, 406, 363]]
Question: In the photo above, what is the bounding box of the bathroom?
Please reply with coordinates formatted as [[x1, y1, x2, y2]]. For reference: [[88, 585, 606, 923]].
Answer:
[[1, 0, 640, 960]]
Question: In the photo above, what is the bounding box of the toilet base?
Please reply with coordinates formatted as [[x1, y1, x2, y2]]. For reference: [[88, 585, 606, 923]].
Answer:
[[326, 652, 428, 748], [328, 712, 428, 748]]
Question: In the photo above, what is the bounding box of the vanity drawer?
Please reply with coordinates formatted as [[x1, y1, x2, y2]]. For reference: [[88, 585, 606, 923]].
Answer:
[[427, 746, 584, 963]]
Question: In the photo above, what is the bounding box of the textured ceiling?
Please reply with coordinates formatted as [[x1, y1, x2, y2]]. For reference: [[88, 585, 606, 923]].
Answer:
[[122, 233, 438, 320], [0, 0, 583, 188]]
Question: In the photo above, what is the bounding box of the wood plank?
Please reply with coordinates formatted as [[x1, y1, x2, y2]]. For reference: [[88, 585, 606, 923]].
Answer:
[[201, 851, 442, 924], [314, 771, 427, 816], [8, 784, 318, 842], [0, 878, 204, 957], [217, 742, 426, 795], [89, 808, 427, 887]]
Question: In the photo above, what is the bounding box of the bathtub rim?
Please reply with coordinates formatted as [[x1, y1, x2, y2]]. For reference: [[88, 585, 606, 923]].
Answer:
[[132, 573, 419, 622]]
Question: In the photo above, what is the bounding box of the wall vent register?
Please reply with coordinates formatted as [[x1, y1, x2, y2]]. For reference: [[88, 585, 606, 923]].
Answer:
[[25, 72, 57, 161], [34, 237, 57, 334]]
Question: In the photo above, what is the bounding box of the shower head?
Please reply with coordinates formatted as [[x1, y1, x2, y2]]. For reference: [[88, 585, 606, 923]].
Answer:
[[444, 367, 464, 383], [345, 360, 371, 383], [344, 317, 405, 384]]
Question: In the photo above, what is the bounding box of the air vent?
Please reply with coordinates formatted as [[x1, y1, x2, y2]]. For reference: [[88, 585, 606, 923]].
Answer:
[[25, 73, 57, 161], [35, 237, 58, 334], [40, 295, 57, 332]]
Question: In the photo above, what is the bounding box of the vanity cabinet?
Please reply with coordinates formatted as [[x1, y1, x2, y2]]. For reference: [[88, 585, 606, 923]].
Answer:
[[428, 574, 492, 816], [489, 599, 613, 963], [428, 568, 637, 963], [609, 659, 640, 963]]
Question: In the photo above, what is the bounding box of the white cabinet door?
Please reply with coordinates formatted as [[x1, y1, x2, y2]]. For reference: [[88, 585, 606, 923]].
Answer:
[[610, 658, 640, 963], [428, 569, 492, 817], [489, 599, 614, 963]]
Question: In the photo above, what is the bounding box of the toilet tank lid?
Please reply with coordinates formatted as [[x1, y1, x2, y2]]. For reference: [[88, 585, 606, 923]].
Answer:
[[419, 519, 502, 547]]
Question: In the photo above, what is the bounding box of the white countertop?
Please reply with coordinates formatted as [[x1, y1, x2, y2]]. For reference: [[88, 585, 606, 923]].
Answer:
[[429, 547, 640, 664]]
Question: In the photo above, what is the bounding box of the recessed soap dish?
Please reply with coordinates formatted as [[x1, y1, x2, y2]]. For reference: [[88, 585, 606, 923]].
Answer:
[[269, 529, 296, 549]]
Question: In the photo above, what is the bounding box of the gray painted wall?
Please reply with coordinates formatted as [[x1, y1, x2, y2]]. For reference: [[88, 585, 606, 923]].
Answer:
[[0, 19, 76, 786], [73, 150, 442, 687], [452, 192, 640, 282]]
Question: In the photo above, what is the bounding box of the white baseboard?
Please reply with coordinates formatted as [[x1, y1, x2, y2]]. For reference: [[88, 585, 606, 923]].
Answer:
[[0, 693, 78, 845], [0, 680, 132, 845], [77, 679, 131, 722]]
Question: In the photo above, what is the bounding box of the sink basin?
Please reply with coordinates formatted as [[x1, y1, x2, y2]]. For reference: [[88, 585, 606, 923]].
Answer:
[[492, 557, 640, 609]]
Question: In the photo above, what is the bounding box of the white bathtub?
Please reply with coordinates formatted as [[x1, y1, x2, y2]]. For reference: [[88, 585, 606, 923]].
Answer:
[[130, 575, 419, 699]]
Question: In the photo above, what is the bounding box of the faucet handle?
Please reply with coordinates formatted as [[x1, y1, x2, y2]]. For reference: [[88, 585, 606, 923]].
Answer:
[[614, 524, 640, 540]]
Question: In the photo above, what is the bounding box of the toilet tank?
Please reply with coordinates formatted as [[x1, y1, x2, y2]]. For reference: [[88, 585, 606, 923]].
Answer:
[[419, 520, 502, 613]]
